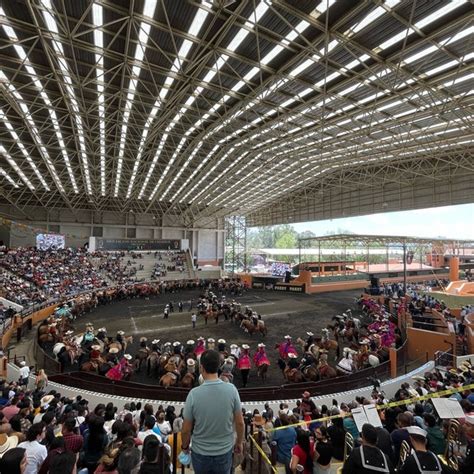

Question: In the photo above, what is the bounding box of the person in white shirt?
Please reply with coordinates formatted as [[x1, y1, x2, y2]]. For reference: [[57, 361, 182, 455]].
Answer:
[[137, 416, 162, 445], [19, 361, 30, 387], [18, 422, 47, 474], [156, 412, 172, 436]]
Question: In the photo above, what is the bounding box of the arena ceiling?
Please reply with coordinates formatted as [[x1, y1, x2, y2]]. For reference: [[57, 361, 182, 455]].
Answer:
[[0, 0, 473, 227]]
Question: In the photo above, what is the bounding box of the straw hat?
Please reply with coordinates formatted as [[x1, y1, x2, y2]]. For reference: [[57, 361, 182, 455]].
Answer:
[[218, 339, 226, 344], [109, 347, 119, 354], [140, 337, 147, 342], [306, 332, 314, 336], [242, 344, 250, 350], [284, 335, 291, 339], [258, 343, 266, 348], [207, 338, 215, 343], [0, 433, 18, 458], [186, 340, 195, 345], [91, 345, 101, 351], [41, 394, 55, 407], [230, 344, 238, 349], [288, 353, 297, 358], [152, 339, 160, 344], [124, 354, 132, 360], [117, 330, 125, 336], [197, 336, 205, 341]]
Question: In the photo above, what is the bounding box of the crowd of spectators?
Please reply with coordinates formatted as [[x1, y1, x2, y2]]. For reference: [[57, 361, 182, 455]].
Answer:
[[1, 248, 108, 301], [0, 358, 472, 473], [152, 251, 187, 278], [90, 252, 138, 285], [0, 268, 48, 307]]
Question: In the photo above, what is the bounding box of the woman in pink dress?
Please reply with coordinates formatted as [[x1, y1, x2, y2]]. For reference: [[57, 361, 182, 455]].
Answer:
[[237, 344, 251, 387], [194, 337, 206, 359], [253, 343, 271, 367]]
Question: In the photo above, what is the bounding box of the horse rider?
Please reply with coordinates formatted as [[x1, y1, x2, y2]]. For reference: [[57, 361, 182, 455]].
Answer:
[[96, 327, 107, 342], [238, 344, 251, 387], [184, 340, 195, 359], [279, 335, 297, 360], [305, 331, 315, 351], [90, 344, 102, 363], [254, 343, 271, 368], [194, 337, 206, 359], [116, 330, 125, 345], [207, 338, 215, 350], [217, 339, 227, 355], [84, 324, 95, 344], [251, 311, 259, 327], [287, 353, 299, 370], [230, 344, 240, 361]]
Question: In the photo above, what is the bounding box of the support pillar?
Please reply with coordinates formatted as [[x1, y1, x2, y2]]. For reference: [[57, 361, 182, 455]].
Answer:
[[449, 257, 460, 282], [389, 347, 397, 379]]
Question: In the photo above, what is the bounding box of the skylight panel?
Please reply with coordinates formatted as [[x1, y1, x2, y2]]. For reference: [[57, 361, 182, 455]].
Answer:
[[113, 0, 157, 197], [127, 1, 211, 199], [92, 3, 106, 196], [403, 45, 438, 65], [0, 145, 35, 190], [416, 1, 466, 29], [143, 2, 271, 201], [0, 7, 78, 193], [0, 167, 18, 188], [40, 0, 92, 194], [423, 60, 459, 77]]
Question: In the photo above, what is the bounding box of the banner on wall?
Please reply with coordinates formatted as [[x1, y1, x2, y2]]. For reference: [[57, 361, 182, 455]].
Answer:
[[96, 238, 181, 251]]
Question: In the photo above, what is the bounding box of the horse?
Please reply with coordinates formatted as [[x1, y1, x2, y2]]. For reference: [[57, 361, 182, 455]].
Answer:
[[301, 364, 319, 381], [316, 363, 338, 379], [284, 366, 304, 383], [296, 338, 320, 360], [203, 309, 218, 325], [134, 347, 150, 372], [159, 372, 178, 388], [256, 362, 269, 382], [181, 372, 195, 388], [240, 320, 267, 336], [53, 342, 80, 365], [147, 351, 160, 377]]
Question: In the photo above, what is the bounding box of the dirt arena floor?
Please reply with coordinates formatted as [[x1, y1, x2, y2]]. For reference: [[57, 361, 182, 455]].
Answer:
[[52, 288, 364, 388]]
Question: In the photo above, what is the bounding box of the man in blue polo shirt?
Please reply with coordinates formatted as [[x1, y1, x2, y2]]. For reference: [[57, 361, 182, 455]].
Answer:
[[181, 349, 244, 474]]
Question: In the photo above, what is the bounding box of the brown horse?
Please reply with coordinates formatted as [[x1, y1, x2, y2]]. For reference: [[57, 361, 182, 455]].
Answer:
[[241, 320, 267, 336], [134, 348, 150, 372], [284, 366, 304, 383], [147, 352, 160, 376], [257, 363, 269, 382], [159, 372, 178, 388], [203, 309, 218, 325], [302, 365, 319, 381], [181, 372, 195, 388], [317, 363, 338, 379]]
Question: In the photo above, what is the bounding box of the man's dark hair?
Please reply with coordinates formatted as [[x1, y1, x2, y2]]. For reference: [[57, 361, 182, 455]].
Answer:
[[144, 416, 156, 430], [26, 422, 45, 442], [362, 423, 378, 445], [49, 451, 76, 474], [117, 447, 141, 474], [423, 413, 437, 428], [200, 350, 220, 374], [63, 417, 76, 432]]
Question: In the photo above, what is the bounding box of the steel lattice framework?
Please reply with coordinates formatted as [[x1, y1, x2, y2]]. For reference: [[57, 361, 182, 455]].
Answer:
[[0, 0, 473, 226]]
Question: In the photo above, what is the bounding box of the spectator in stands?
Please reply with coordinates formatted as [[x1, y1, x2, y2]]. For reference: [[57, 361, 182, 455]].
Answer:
[[289, 430, 313, 473], [399, 426, 447, 474], [80, 415, 108, 472], [327, 415, 345, 461], [49, 451, 77, 474], [117, 446, 141, 474], [18, 422, 47, 474], [181, 349, 244, 474], [271, 412, 297, 473], [313, 426, 333, 473], [390, 412, 412, 462], [18, 362, 30, 388], [139, 435, 171, 474], [34, 370, 48, 392], [0, 446, 27, 474], [62, 417, 84, 454], [342, 423, 394, 474], [423, 413, 446, 455], [38, 436, 66, 474]]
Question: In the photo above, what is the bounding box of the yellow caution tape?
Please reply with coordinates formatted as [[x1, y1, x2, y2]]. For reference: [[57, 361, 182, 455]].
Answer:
[[249, 433, 278, 473], [266, 383, 474, 433]]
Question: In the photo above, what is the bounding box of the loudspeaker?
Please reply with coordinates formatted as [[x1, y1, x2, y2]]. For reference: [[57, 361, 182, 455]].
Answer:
[[284, 271, 291, 283]]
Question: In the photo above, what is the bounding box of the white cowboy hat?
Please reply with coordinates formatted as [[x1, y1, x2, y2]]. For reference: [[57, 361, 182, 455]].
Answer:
[[288, 353, 298, 358], [225, 357, 234, 365], [0, 433, 18, 457], [230, 344, 238, 349], [197, 336, 205, 341], [124, 354, 132, 360], [359, 339, 370, 345], [98, 328, 106, 332], [140, 337, 147, 342], [117, 330, 125, 336], [172, 341, 181, 347], [152, 339, 160, 344], [258, 343, 266, 348], [65, 330, 74, 336], [207, 338, 215, 343], [306, 332, 314, 336], [187, 359, 196, 366], [284, 335, 291, 339], [218, 339, 226, 344], [109, 347, 119, 354], [20, 361, 26, 366], [242, 344, 250, 350], [41, 394, 55, 407], [91, 345, 101, 351], [186, 340, 195, 345]]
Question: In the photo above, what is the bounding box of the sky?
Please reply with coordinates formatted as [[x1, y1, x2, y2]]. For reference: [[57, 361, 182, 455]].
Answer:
[[291, 203, 474, 239]]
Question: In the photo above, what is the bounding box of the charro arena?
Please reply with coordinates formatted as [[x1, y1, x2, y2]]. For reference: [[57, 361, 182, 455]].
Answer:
[[0, 0, 474, 473]]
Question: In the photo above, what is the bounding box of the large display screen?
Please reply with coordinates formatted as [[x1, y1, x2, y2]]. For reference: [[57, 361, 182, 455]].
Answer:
[[271, 262, 291, 276], [36, 233, 65, 250], [96, 238, 181, 251]]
